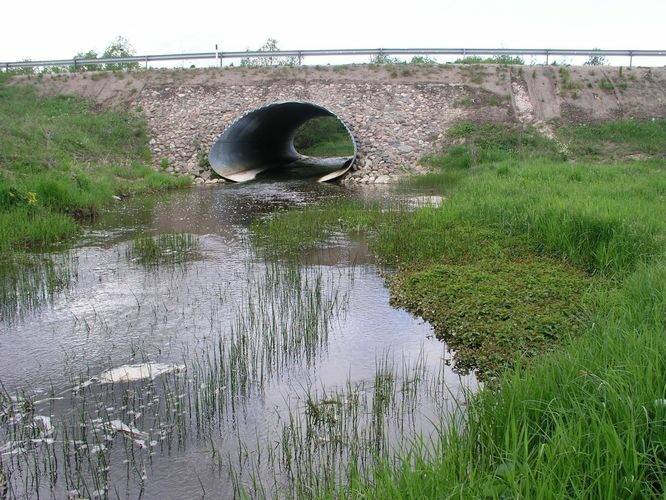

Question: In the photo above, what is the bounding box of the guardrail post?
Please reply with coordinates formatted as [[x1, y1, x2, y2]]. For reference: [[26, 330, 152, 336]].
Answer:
[[145, 56, 148, 70], [629, 51, 633, 68], [545, 50, 549, 65]]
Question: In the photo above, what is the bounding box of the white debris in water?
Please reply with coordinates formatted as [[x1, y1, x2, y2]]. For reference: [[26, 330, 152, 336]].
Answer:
[[33, 415, 54, 435], [33, 396, 64, 405], [31, 438, 55, 446], [106, 419, 149, 440], [408, 195, 445, 208], [90, 444, 106, 454], [76, 363, 185, 390], [1, 445, 26, 457]]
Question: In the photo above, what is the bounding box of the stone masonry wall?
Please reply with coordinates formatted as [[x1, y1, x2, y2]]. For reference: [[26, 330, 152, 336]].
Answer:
[[135, 82, 474, 184]]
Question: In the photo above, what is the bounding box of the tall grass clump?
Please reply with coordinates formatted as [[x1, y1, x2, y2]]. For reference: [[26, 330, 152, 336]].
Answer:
[[125, 232, 200, 269], [445, 159, 665, 276], [0, 252, 77, 323], [0, 208, 78, 252], [418, 121, 563, 176]]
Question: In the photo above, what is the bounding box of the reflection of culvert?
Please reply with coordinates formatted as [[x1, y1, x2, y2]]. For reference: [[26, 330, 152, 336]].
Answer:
[[209, 102, 356, 183]]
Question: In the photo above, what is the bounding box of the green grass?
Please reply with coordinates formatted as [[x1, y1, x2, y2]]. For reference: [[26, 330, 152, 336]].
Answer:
[[557, 118, 666, 159], [293, 116, 355, 157], [297, 137, 355, 157], [420, 121, 564, 170], [251, 118, 666, 496], [0, 77, 190, 252], [251, 199, 387, 258], [125, 232, 200, 269], [0, 252, 76, 323], [390, 255, 592, 379], [346, 260, 666, 498]]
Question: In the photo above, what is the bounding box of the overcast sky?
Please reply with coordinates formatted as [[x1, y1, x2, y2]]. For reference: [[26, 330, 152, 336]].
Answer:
[[2, 0, 665, 66]]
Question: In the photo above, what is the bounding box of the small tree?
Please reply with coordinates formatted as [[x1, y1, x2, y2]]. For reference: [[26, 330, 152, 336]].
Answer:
[[492, 54, 524, 65], [10, 61, 36, 75], [369, 53, 404, 64], [71, 50, 103, 72], [410, 55, 436, 65], [584, 48, 608, 66], [102, 36, 140, 71], [240, 38, 300, 67]]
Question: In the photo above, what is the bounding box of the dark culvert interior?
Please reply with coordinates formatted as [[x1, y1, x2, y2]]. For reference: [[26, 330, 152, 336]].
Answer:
[[209, 102, 356, 182]]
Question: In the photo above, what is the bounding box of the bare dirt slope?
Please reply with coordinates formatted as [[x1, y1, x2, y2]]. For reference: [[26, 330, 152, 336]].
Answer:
[[15, 64, 666, 124]]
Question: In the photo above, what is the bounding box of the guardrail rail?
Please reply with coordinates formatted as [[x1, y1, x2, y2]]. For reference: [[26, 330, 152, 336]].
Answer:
[[3, 47, 665, 71]]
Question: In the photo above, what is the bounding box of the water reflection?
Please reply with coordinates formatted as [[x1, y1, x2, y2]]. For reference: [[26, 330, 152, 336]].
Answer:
[[0, 253, 77, 325], [0, 180, 476, 498]]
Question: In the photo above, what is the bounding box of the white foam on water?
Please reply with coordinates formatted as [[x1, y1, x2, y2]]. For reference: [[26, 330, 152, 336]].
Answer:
[[77, 363, 185, 390]]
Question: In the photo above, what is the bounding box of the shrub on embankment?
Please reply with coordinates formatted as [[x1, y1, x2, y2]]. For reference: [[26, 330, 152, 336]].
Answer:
[[0, 74, 189, 252]]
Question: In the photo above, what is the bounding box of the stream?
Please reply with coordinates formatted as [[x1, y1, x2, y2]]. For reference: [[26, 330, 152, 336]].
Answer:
[[0, 180, 475, 498]]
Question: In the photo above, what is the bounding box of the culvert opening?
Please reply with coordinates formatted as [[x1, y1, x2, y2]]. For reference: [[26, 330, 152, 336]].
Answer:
[[209, 102, 356, 183]]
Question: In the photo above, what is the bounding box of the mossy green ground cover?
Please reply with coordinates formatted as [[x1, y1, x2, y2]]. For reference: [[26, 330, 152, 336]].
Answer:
[[252, 118, 666, 497], [0, 74, 189, 252]]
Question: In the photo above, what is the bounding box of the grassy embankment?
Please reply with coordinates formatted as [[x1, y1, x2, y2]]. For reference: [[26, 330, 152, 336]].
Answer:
[[0, 74, 189, 253], [252, 118, 666, 496]]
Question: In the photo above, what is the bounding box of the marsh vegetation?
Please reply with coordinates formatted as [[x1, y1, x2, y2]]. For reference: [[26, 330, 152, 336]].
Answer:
[[1, 70, 664, 497]]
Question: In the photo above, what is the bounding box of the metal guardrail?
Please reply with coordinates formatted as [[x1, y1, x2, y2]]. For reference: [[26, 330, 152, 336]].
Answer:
[[3, 47, 666, 71]]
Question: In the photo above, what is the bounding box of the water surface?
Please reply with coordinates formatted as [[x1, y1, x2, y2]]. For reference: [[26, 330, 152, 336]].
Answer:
[[0, 180, 475, 498]]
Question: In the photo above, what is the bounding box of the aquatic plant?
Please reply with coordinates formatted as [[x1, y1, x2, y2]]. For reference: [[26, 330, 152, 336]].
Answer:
[[125, 232, 200, 269]]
